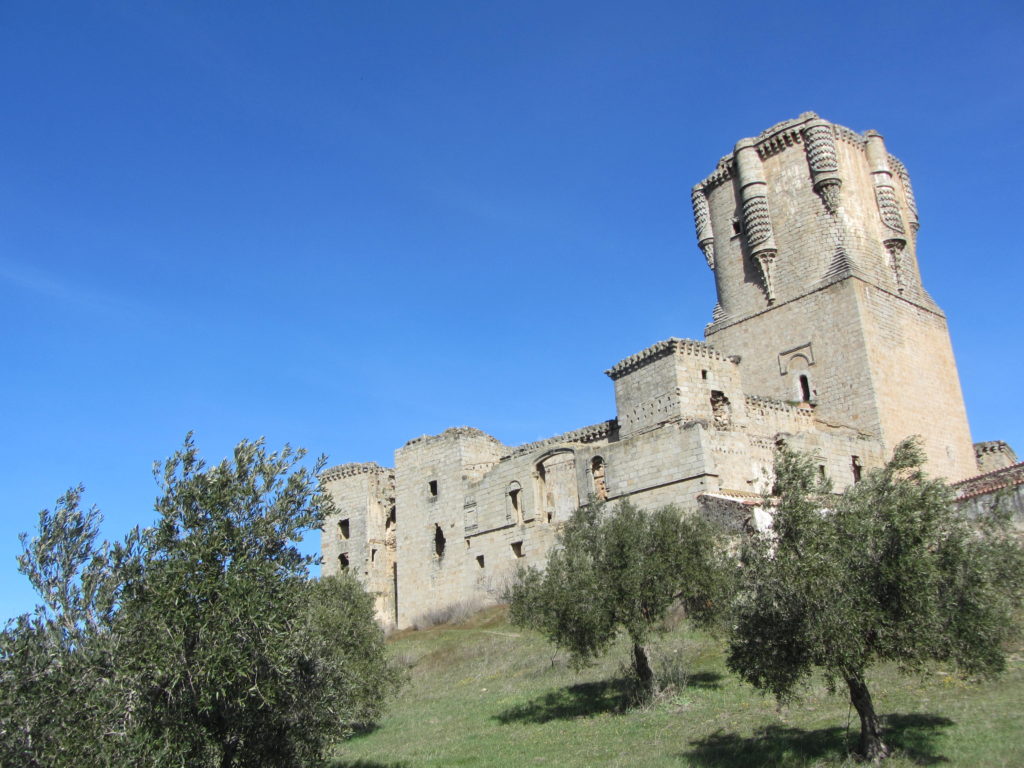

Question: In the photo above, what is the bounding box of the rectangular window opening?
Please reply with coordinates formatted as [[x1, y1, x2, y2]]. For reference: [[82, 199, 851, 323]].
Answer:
[[371, 548, 377, 563], [339, 518, 350, 539], [476, 554, 485, 569], [428, 479, 438, 497], [339, 552, 349, 570], [511, 541, 524, 559]]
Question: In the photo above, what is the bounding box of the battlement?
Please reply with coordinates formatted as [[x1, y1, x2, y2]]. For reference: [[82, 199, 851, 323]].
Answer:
[[974, 441, 1019, 474], [503, 420, 618, 459], [401, 426, 506, 450], [605, 338, 733, 381], [321, 461, 393, 483]]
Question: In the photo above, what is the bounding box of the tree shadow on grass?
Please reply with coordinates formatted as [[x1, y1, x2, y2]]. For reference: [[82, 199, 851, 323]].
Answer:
[[495, 670, 726, 725], [493, 679, 628, 724], [681, 713, 954, 766], [686, 671, 724, 690], [330, 761, 410, 768]]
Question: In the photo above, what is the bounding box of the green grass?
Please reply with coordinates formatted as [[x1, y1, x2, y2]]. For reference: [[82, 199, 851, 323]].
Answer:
[[331, 607, 1024, 767]]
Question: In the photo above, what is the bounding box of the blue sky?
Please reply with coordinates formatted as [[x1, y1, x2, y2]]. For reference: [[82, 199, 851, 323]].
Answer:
[[2, 1, 1022, 621]]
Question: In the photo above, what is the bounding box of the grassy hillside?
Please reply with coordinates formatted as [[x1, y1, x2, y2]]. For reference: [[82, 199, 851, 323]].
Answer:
[[331, 606, 1024, 767]]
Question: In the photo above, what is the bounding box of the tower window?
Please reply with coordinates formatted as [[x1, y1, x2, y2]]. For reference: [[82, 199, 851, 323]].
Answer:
[[852, 456, 863, 483], [508, 481, 523, 523], [511, 541, 524, 559], [339, 518, 350, 539], [434, 524, 446, 558], [799, 375, 812, 404], [476, 555, 485, 569], [339, 553, 349, 570], [428, 479, 438, 497], [590, 456, 608, 502]]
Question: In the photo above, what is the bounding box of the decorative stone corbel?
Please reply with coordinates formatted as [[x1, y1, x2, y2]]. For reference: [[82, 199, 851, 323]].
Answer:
[[691, 186, 715, 269], [802, 119, 842, 214], [896, 161, 920, 234], [865, 131, 908, 292], [735, 139, 778, 304]]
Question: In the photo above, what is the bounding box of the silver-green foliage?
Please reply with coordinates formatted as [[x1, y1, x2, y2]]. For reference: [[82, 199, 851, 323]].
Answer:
[[0, 436, 401, 768], [727, 438, 1024, 760], [507, 502, 733, 696]]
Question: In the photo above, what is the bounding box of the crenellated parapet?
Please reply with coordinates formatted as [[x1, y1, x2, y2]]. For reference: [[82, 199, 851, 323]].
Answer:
[[605, 338, 733, 380], [974, 441, 1019, 474], [504, 420, 618, 459], [321, 461, 392, 484], [402, 426, 506, 450]]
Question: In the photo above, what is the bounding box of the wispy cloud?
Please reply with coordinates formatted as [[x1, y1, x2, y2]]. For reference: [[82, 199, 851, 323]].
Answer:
[[0, 256, 142, 319]]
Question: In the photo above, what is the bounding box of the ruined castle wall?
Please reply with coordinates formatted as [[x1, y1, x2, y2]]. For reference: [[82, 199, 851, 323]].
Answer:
[[392, 429, 504, 627], [321, 463, 396, 626]]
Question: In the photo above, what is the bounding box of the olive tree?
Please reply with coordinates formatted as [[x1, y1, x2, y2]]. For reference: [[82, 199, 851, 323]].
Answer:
[[507, 501, 733, 699], [728, 439, 1024, 761], [0, 436, 401, 768]]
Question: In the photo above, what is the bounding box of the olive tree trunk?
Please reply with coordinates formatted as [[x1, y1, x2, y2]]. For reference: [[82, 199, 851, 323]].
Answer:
[[632, 642, 656, 699], [845, 674, 890, 762]]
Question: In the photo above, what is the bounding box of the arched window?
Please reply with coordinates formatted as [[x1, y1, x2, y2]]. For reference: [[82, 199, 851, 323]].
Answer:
[[590, 457, 607, 501], [508, 481, 523, 523], [534, 452, 579, 523]]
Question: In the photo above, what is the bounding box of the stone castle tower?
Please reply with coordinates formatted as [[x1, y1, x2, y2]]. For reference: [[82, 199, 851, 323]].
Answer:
[[322, 114, 990, 629], [694, 113, 974, 480]]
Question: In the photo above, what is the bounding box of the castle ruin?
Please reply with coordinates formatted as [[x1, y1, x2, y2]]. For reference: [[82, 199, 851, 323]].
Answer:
[[321, 113, 1018, 629]]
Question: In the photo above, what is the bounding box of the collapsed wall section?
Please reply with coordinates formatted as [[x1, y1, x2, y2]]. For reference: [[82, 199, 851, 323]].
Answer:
[[321, 462, 397, 627]]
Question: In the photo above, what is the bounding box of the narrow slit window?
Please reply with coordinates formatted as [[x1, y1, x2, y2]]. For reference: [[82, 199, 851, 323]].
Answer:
[[511, 541, 524, 558], [852, 456, 863, 483], [339, 518, 350, 539], [428, 479, 438, 497], [339, 553, 349, 570], [476, 555, 485, 569], [799, 375, 812, 403], [371, 548, 377, 563], [434, 524, 446, 558]]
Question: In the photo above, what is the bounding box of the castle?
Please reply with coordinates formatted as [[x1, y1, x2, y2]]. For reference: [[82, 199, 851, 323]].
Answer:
[[321, 113, 1019, 630]]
